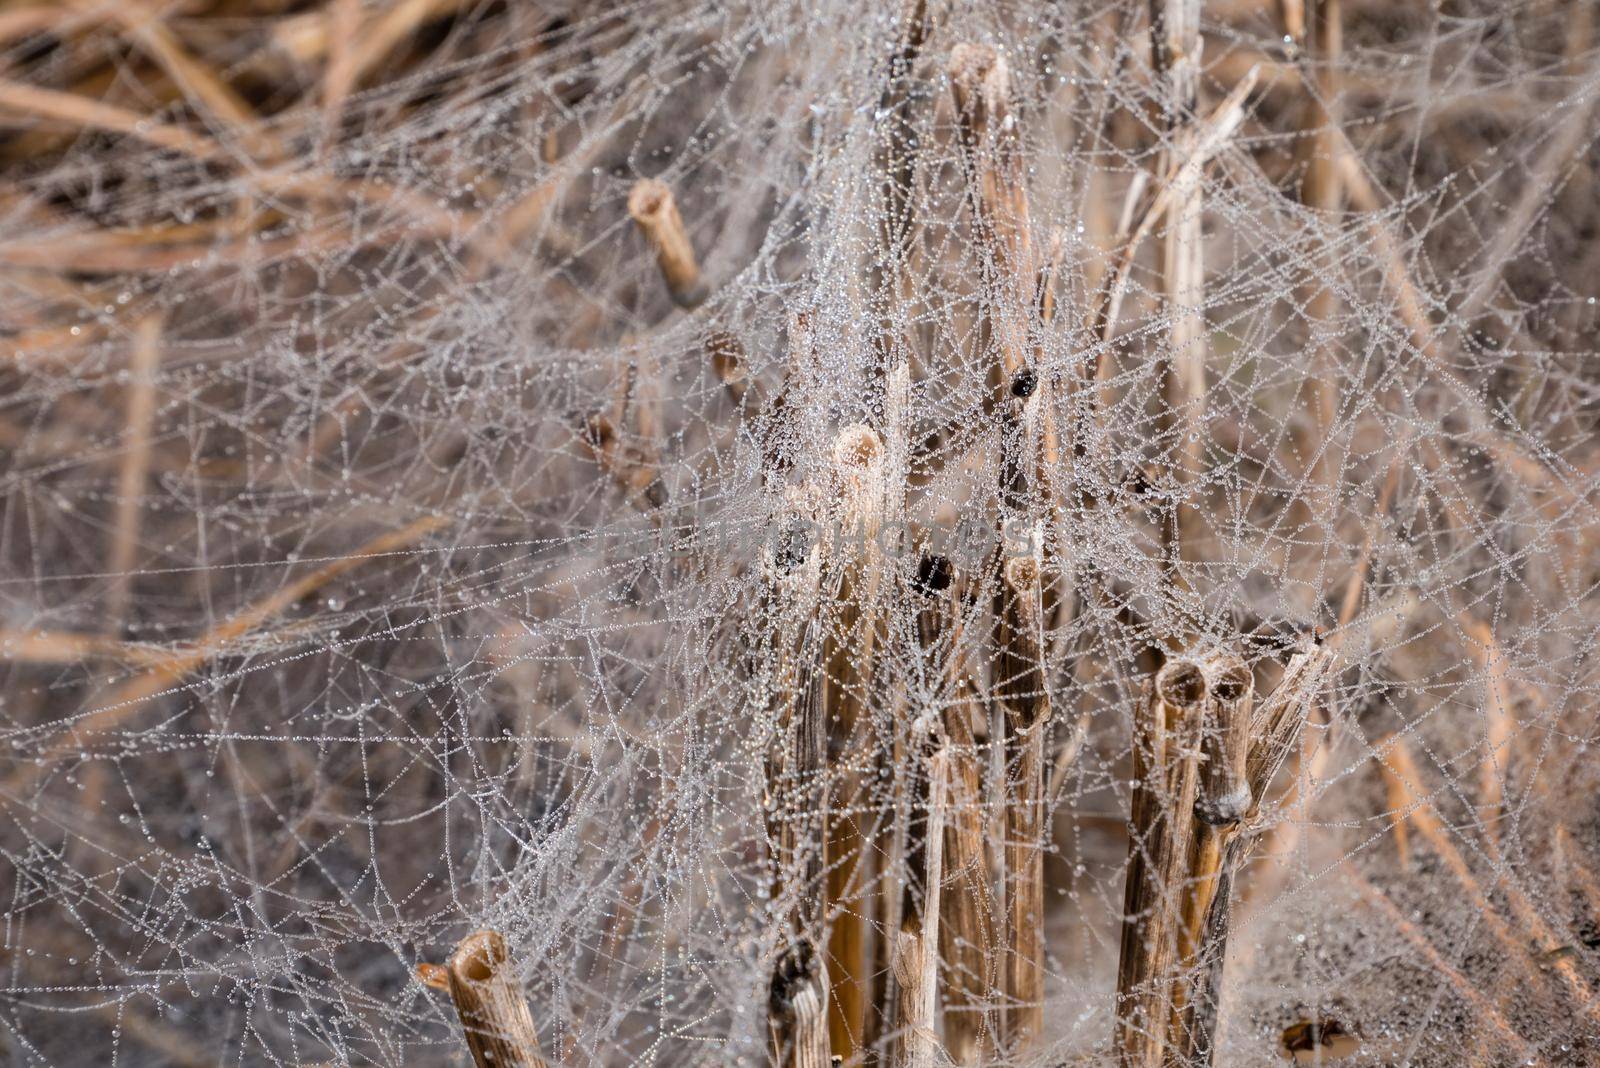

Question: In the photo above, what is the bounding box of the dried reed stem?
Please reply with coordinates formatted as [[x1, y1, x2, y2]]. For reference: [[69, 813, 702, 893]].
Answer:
[[895, 742, 948, 1068], [1169, 656, 1253, 1064], [1093, 69, 1257, 349], [1115, 658, 1208, 1068], [104, 2, 272, 157], [823, 424, 886, 1058], [1150, 0, 1210, 569], [106, 315, 162, 629], [1294, 0, 1344, 509], [446, 930, 550, 1068], [628, 178, 707, 309], [996, 556, 1051, 1053], [1377, 735, 1598, 1020], [950, 43, 1034, 399], [916, 561, 998, 1062], [1178, 640, 1333, 1063]]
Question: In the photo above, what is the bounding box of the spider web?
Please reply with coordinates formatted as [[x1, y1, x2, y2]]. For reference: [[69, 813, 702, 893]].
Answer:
[[1, 0, 1598, 1065]]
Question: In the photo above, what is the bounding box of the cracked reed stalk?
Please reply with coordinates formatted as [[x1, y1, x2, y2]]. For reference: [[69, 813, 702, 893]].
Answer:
[[1182, 640, 1334, 1064], [895, 739, 948, 1068], [628, 177, 707, 308], [446, 930, 549, 1068], [916, 558, 998, 1061], [1115, 658, 1208, 1068], [996, 555, 1051, 1053], [1170, 656, 1253, 1062]]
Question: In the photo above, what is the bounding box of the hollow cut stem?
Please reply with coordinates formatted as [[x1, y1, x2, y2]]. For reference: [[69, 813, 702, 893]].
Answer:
[[445, 930, 550, 1068], [628, 177, 707, 308]]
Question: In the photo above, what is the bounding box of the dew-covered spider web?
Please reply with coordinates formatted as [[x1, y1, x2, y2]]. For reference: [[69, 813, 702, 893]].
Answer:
[[2, 0, 1599, 1065]]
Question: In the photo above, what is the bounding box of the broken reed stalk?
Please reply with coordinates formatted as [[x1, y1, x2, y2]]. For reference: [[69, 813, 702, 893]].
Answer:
[[1115, 658, 1208, 1068], [996, 555, 1051, 1054], [1170, 656, 1253, 1063], [1178, 640, 1335, 1065], [894, 738, 948, 1068], [915, 558, 999, 1062], [627, 178, 707, 308], [445, 930, 550, 1068]]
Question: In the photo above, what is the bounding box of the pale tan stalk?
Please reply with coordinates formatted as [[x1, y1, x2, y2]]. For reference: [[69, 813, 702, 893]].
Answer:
[[106, 315, 162, 628], [1092, 69, 1257, 349], [1150, 0, 1209, 569], [446, 931, 550, 1068], [628, 178, 708, 308]]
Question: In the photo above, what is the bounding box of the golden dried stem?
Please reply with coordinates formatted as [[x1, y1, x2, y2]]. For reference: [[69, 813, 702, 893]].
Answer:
[[446, 931, 550, 1068], [628, 178, 707, 308], [49, 513, 450, 755], [1115, 658, 1208, 1068], [1377, 736, 1598, 1020], [0, 628, 162, 667], [106, 315, 163, 628], [1459, 616, 1512, 825], [97, 1, 273, 157]]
